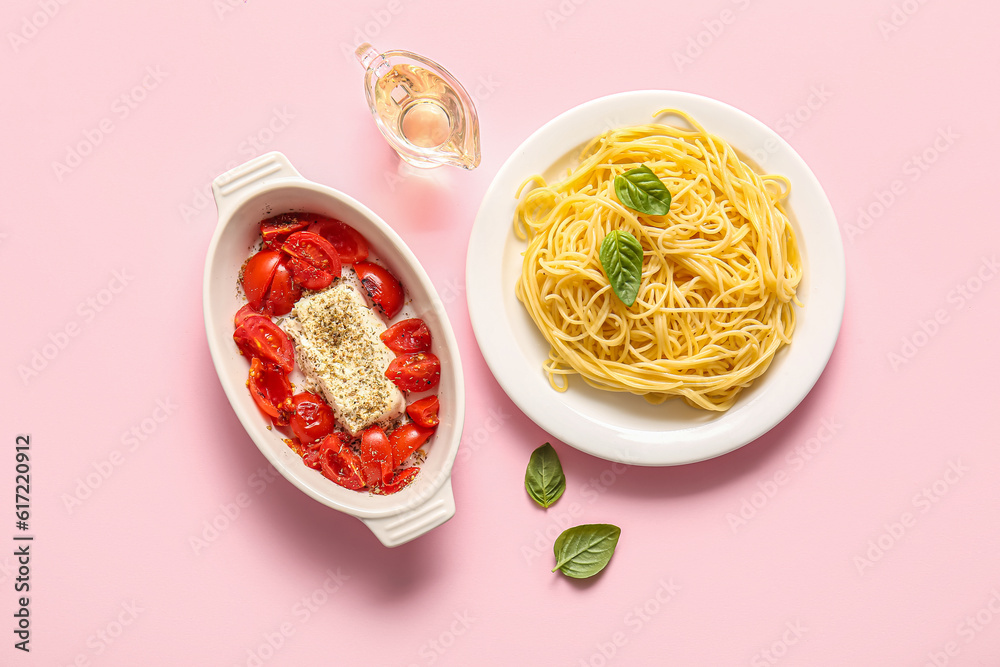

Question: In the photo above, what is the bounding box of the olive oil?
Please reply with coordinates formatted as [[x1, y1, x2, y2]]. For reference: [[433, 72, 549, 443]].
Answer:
[[357, 43, 481, 170]]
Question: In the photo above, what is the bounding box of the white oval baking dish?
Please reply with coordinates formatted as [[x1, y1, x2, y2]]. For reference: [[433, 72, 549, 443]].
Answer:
[[203, 152, 463, 547]]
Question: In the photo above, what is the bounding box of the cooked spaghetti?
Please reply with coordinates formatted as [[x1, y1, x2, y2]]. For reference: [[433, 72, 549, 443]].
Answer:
[[513, 109, 802, 411]]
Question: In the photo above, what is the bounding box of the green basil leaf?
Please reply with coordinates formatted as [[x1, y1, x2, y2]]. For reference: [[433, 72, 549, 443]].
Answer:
[[614, 165, 672, 216], [551, 524, 621, 579], [599, 230, 643, 307], [524, 443, 566, 508]]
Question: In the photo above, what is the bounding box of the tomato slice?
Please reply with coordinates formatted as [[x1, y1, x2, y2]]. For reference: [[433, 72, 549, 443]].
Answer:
[[234, 315, 295, 374], [261, 259, 301, 316], [307, 217, 369, 264], [301, 446, 322, 471], [386, 352, 441, 392], [248, 357, 294, 425], [260, 214, 311, 250], [242, 250, 282, 311], [380, 318, 431, 354], [285, 256, 334, 291], [289, 392, 336, 444], [405, 396, 440, 429], [282, 231, 342, 290], [359, 425, 394, 487], [372, 467, 419, 495], [389, 423, 435, 468], [318, 434, 366, 490], [354, 261, 404, 318], [234, 304, 259, 327]]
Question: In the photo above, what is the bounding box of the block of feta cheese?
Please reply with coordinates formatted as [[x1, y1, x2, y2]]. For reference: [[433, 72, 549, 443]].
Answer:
[[280, 282, 405, 435]]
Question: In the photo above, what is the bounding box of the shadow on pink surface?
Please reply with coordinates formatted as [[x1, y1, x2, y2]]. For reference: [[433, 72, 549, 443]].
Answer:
[[195, 322, 846, 603], [199, 364, 454, 603], [475, 333, 847, 502]]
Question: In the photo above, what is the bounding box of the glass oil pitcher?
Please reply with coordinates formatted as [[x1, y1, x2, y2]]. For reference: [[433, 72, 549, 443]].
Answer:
[[356, 43, 481, 170]]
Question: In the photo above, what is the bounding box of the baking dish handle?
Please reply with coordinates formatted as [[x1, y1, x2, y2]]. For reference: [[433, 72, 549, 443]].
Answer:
[[212, 151, 302, 219], [362, 480, 456, 547]]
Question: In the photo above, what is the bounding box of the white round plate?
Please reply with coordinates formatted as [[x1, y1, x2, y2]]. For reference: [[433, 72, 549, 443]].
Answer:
[[466, 91, 845, 466]]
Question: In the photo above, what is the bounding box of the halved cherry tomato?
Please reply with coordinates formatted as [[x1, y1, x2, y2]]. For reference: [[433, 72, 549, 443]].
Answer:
[[318, 434, 366, 490], [301, 444, 323, 471], [282, 231, 342, 290], [372, 467, 419, 495], [307, 217, 369, 264], [359, 425, 394, 487], [262, 259, 301, 316], [234, 315, 295, 374], [289, 392, 336, 444], [242, 250, 281, 311], [355, 261, 404, 318], [295, 435, 328, 471], [284, 257, 329, 291], [389, 423, 435, 468], [380, 318, 431, 354], [261, 214, 310, 250], [386, 352, 441, 392], [248, 357, 294, 425], [406, 396, 440, 429], [234, 304, 259, 327]]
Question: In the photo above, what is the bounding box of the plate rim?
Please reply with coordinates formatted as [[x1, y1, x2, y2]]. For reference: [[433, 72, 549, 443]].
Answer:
[[465, 90, 846, 466]]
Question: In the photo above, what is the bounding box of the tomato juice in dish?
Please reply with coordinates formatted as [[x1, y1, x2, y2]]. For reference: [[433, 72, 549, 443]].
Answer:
[[232, 212, 442, 495]]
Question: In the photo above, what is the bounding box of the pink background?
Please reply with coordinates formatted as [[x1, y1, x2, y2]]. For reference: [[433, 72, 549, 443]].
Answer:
[[4, 0, 1000, 665]]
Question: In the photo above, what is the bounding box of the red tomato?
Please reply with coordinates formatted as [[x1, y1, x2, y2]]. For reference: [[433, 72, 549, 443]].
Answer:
[[260, 214, 310, 250], [359, 425, 394, 487], [354, 261, 404, 318], [318, 434, 366, 490], [307, 217, 369, 264], [289, 392, 336, 444], [372, 467, 419, 495], [386, 353, 441, 392], [292, 434, 326, 471], [301, 445, 322, 471], [380, 318, 431, 354], [242, 250, 281, 311], [262, 259, 301, 316], [233, 315, 295, 374], [406, 396, 440, 428], [282, 231, 342, 290], [389, 423, 435, 468], [284, 257, 328, 291], [234, 304, 259, 327], [248, 357, 294, 425]]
